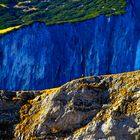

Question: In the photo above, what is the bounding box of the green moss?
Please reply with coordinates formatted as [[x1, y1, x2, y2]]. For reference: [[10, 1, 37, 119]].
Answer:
[[0, 0, 126, 30]]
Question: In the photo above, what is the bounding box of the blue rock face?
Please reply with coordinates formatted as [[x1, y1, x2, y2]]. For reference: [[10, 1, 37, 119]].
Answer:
[[0, 0, 140, 90]]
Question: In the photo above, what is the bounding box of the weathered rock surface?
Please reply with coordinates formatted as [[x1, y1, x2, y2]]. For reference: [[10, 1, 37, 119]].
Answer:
[[0, 0, 140, 90], [0, 71, 139, 139]]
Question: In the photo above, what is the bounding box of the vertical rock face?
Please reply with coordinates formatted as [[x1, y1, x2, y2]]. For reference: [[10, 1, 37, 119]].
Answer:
[[0, 0, 140, 90]]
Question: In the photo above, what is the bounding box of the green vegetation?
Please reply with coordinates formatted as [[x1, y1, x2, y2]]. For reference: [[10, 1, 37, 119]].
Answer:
[[0, 0, 126, 30]]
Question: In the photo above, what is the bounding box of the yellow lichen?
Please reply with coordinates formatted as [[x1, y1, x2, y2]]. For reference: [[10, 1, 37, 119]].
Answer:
[[51, 127, 59, 133], [41, 87, 60, 96], [12, 97, 23, 101], [13, 70, 140, 139], [0, 25, 21, 35], [23, 7, 37, 12], [0, 4, 8, 8]]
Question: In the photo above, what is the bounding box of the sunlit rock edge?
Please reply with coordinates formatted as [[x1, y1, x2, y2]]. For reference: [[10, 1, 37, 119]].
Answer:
[[0, 70, 139, 139]]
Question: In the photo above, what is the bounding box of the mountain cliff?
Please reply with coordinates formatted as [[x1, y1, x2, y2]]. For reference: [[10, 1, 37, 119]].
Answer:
[[0, 71, 139, 139], [0, 0, 140, 90]]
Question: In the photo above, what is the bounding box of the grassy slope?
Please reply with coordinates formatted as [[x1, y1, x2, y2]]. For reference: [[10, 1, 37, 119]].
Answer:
[[0, 0, 126, 34]]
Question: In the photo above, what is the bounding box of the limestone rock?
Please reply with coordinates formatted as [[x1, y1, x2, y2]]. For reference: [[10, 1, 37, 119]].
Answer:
[[0, 71, 140, 140]]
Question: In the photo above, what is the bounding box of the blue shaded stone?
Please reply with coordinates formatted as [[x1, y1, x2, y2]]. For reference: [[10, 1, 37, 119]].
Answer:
[[0, 0, 139, 90]]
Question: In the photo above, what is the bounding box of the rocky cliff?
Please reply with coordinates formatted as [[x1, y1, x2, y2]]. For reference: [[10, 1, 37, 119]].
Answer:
[[0, 0, 139, 90], [0, 71, 139, 139]]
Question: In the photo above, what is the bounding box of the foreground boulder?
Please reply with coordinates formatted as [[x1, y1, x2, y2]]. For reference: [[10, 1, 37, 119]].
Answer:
[[0, 71, 140, 139]]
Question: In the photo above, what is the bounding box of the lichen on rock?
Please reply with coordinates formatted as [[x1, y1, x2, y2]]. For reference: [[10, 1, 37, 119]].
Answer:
[[0, 71, 139, 139]]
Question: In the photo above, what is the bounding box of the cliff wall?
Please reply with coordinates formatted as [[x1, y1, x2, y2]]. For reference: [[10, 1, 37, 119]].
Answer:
[[0, 0, 140, 90]]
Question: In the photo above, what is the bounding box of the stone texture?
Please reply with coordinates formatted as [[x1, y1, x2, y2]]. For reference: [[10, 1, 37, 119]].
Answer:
[[0, 71, 139, 139]]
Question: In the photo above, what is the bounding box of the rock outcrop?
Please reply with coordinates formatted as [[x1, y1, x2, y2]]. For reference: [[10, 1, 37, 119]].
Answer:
[[0, 0, 140, 90], [0, 71, 139, 139]]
